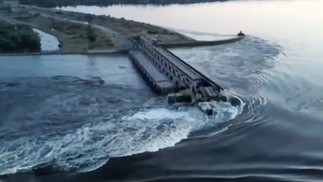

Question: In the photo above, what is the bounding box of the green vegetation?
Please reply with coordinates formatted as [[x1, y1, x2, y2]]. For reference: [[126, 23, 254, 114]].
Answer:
[[19, 0, 225, 7], [0, 4, 115, 53], [25, 15, 114, 52], [35, 8, 188, 43], [0, 21, 41, 53]]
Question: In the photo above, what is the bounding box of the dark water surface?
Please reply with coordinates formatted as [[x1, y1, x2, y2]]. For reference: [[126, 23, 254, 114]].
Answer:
[[2, 0, 323, 181]]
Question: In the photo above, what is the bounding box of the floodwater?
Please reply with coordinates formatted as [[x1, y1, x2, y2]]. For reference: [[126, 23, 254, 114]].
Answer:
[[1, 0, 323, 181]]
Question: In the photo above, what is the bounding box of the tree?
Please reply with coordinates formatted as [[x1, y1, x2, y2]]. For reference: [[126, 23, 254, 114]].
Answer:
[[0, 21, 41, 53]]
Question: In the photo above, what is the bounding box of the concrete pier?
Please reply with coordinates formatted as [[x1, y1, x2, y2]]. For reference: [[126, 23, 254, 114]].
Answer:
[[159, 36, 244, 48]]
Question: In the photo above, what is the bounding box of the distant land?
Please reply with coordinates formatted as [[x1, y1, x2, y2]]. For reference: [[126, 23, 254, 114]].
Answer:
[[19, 0, 227, 7], [0, 0, 237, 54], [0, 1, 190, 54]]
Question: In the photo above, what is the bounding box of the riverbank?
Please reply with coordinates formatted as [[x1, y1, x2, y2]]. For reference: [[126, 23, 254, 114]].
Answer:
[[0, 1, 191, 54]]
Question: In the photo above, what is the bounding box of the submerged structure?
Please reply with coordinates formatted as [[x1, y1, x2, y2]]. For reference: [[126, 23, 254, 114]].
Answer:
[[128, 34, 244, 115]]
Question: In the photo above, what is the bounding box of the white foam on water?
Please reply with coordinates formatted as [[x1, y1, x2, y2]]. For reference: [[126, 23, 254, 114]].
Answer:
[[0, 96, 244, 175]]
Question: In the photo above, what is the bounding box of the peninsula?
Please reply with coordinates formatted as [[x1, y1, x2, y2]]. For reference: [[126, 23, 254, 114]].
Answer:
[[0, 1, 191, 54], [0, 0, 244, 56]]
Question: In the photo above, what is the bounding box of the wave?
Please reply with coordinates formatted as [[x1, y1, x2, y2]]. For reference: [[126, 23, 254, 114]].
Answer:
[[171, 36, 282, 96], [0, 76, 243, 176]]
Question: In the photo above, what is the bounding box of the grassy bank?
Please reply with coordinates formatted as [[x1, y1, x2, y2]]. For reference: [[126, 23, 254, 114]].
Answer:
[[16, 14, 115, 52], [0, 1, 191, 54], [34, 7, 190, 44], [0, 3, 115, 53]]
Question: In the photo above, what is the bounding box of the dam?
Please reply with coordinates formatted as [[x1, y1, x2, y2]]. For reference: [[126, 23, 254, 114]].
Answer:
[[128, 34, 244, 114]]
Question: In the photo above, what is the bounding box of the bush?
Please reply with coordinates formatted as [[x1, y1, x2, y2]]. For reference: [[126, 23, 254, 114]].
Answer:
[[0, 21, 41, 53]]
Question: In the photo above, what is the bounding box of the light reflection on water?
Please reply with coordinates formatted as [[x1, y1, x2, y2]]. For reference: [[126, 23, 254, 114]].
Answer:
[[61, 0, 323, 41], [61, 0, 323, 86]]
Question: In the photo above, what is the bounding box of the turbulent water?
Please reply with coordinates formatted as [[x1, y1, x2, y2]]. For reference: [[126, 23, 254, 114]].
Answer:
[[0, 75, 243, 175], [0, 53, 244, 179], [2, 0, 323, 181]]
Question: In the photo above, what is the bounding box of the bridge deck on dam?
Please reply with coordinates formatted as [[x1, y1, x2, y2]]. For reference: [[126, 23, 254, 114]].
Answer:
[[129, 50, 176, 93], [153, 46, 201, 80]]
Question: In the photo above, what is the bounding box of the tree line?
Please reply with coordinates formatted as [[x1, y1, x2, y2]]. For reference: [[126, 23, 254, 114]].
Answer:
[[19, 0, 226, 7]]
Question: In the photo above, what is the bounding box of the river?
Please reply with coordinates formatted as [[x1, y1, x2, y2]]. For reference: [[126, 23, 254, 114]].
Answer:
[[1, 0, 323, 181]]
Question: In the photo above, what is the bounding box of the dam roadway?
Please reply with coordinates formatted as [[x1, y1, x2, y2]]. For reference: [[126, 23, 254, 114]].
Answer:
[[128, 35, 244, 107]]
